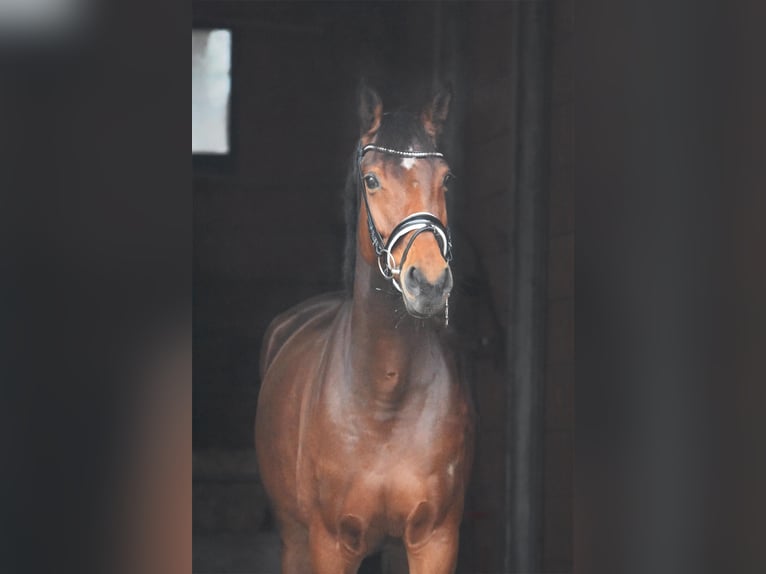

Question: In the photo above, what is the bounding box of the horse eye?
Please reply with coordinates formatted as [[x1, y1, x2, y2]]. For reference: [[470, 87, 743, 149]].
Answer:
[[364, 174, 380, 190], [443, 173, 455, 190]]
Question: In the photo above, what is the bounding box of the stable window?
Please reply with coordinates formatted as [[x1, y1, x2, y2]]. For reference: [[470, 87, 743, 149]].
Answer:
[[192, 29, 231, 155]]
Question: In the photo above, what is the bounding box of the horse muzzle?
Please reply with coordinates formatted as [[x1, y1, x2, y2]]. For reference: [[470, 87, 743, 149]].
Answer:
[[401, 264, 453, 318]]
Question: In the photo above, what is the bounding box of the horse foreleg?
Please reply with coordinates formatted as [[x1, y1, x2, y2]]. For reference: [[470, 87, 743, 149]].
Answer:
[[276, 515, 311, 574], [404, 524, 460, 574], [308, 516, 365, 574]]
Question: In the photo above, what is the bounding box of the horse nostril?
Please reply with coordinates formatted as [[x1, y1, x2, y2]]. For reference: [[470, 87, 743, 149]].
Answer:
[[406, 266, 424, 291]]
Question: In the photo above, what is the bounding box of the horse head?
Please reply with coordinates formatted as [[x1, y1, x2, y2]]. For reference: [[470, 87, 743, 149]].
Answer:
[[356, 84, 455, 319]]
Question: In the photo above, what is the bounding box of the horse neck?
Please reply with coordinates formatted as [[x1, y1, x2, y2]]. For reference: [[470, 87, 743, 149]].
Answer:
[[347, 248, 436, 406]]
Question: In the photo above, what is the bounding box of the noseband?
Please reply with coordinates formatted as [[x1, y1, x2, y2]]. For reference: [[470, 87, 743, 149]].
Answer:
[[357, 143, 454, 294]]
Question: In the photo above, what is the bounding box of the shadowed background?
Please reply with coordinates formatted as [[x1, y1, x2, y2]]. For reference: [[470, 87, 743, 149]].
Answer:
[[192, 2, 572, 572]]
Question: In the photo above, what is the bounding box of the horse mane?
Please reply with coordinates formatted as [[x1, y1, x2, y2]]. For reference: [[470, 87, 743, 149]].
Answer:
[[341, 109, 439, 293], [342, 147, 361, 293]]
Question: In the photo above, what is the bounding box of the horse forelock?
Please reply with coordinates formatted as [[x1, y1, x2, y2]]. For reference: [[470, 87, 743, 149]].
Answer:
[[374, 111, 437, 155]]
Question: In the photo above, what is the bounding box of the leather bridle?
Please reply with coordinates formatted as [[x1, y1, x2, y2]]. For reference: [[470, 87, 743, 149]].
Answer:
[[357, 143, 453, 294]]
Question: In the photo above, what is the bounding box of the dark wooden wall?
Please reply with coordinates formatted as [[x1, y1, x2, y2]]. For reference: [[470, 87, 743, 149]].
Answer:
[[193, 2, 573, 572], [544, 0, 575, 572], [456, 3, 517, 570]]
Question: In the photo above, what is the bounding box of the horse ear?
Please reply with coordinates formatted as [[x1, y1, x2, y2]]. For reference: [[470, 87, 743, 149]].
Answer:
[[358, 81, 383, 140], [421, 86, 452, 140]]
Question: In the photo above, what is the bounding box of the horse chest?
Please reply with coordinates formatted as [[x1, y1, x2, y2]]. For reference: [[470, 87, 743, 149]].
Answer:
[[311, 416, 464, 546], [315, 459, 456, 548], [299, 333, 470, 549]]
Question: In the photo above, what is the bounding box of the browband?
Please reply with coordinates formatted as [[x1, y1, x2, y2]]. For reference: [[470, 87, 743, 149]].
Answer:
[[361, 144, 445, 160]]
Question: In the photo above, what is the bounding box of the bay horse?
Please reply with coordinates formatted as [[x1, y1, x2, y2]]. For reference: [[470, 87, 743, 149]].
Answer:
[[255, 85, 475, 573]]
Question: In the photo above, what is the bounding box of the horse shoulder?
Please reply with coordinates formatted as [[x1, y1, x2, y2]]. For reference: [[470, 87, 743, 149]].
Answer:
[[259, 291, 346, 379]]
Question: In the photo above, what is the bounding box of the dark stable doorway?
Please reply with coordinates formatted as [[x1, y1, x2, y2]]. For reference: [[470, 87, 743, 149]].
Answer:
[[193, 2, 572, 572]]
